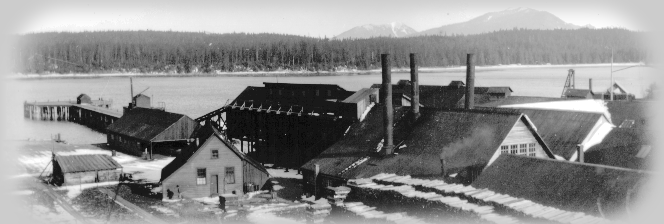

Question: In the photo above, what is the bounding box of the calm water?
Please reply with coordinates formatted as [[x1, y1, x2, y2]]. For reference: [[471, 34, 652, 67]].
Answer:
[[2, 65, 658, 144]]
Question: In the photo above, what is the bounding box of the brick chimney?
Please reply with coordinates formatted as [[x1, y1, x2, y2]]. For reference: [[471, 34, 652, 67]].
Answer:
[[465, 54, 475, 109], [410, 53, 420, 121], [381, 54, 394, 155]]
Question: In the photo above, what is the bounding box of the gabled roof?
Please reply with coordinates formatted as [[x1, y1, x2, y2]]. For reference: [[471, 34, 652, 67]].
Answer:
[[341, 88, 378, 103], [106, 107, 189, 142], [302, 106, 554, 180], [584, 128, 652, 170], [160, 124, 269, 182], [54, 154, 122, 173], [472, 154, 650, 218], [513, 108, 605, 159], [564, 89, 594, 98]]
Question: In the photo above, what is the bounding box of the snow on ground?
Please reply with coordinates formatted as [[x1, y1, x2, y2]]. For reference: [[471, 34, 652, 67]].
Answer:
[[149, 205, 179, 217], [29, 204, 78, 224], [246, 203, 308, 224], [266, 167, 302, 179], [16, 146, 174, 183], [13, 190, 35, 195]]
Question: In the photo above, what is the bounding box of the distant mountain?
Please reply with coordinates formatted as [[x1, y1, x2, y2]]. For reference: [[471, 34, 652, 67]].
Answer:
[[334, 22, 417, 39], [417, 7, 583, 36]]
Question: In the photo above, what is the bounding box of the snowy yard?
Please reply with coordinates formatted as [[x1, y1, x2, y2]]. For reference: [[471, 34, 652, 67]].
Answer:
[[15, 141, 174, 183]]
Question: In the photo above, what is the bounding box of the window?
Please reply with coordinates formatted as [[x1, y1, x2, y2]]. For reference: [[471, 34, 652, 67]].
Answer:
[[196, 168, 206, 185], [291, 91, 295, 96], [225, 167, 235, 184], [510, 144, 518, 154], [327, 90, 332, 96], [211, 149, 219, 159], [528, 153, 536, 157], [269, 89, 273, 95], [500, 145, 509, 154], [528, 143, 536, 152], [519, 144, 527, 154], [278, 90, 282, 95], [316, 89, 320, 96], [302, 91, 306, 96]]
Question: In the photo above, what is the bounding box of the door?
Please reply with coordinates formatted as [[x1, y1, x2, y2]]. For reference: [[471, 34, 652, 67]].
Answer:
[[211, 175, 219, 195]]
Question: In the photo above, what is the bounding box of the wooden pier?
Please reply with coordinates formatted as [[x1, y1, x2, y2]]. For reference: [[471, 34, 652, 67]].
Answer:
[[24, 94, 122, 131]]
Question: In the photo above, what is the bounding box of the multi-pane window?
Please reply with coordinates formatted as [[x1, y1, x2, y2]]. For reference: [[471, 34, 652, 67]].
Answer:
[[500, 145, 509, 154], [225, 167, 235, 184], [500, 143, 537, 157], [196, 168, 206, 185], [211, 149, 219, 159], [519, 144, 527, 153]]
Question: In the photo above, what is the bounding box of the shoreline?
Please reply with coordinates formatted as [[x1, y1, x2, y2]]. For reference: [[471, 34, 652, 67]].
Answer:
[[7, 63, 645, 80]]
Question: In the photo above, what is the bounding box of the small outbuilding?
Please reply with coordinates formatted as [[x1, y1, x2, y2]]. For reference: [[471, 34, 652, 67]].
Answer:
[[52, 154, 123, 186]]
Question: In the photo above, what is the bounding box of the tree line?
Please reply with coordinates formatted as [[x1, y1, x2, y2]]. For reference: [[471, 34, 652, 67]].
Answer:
[[11, 28, 648, 74]]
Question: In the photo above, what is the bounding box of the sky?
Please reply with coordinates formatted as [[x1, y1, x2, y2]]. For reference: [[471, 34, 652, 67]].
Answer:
[[1, 0, 658, 37]]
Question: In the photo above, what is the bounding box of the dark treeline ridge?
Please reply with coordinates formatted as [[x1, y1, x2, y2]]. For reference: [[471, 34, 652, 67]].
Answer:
[[12, 28, 647, 74]]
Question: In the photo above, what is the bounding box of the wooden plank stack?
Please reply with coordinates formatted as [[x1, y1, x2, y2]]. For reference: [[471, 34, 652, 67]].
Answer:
[[366, 173, 612, 224], [325, 186, 351, 206], [303, 197, 332, 223]]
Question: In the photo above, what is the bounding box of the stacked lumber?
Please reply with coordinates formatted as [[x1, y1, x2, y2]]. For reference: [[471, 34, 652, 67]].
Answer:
[[325, 186, 351, 206], [342, 201, 426, 224], [303, 197, 332, 223], [348, 178, 519, 224], [368, 173, 612, 224]]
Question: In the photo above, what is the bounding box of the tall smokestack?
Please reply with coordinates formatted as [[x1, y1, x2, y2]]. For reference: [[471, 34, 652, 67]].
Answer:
[[465, 54, 475, 109], [589, 78, 593, 92], [410, 53, 420, 121], [381, 54, 394, 155], [577, 144, 584, 163], [130, 77, 134, 101]]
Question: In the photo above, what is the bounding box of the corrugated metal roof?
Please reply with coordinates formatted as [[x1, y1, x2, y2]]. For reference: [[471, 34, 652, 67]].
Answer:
[[55, 154, 122, 173], [514, 108, 603, 160], [472, 154, 649, 218], [341, 88, 378, 103], [106, 107, 188, 141]]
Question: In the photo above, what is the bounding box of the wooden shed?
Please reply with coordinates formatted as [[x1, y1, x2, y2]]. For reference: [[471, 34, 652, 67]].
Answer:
[[160, 124, 270, 198], [340, 88, 379, 121], [52, 154, 123, 186], [106, 107, 199, 158]]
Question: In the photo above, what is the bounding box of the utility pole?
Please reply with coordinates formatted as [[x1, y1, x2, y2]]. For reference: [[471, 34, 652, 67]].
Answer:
[[610, 48, 614, 101]]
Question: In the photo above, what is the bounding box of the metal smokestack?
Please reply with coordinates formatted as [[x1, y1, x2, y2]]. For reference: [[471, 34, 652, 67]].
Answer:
[[381, 54, 394, 155], [589, 78, 593, 93], [465, 54, 475, 109], [410, 53, 420, 121], [577, 144, 584, 163]]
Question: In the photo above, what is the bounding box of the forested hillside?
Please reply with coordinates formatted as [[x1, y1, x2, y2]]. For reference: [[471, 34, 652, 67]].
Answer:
[[12, 28, 647, 74]]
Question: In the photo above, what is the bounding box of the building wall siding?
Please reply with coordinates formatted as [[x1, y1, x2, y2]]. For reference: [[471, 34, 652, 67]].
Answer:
[[487, 119, 549, 166], [162, 135, 244, 199], [61, 169, 122, 186]]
